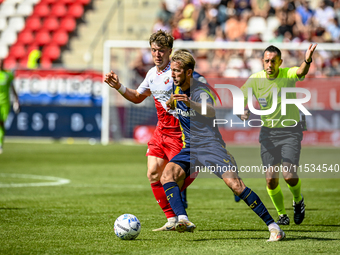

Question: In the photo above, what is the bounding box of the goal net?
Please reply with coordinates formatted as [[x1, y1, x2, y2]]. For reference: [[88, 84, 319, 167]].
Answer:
[[102, 40, 340, 146]]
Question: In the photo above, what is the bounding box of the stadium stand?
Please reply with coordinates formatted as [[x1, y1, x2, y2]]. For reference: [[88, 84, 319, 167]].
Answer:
[[2, 0, 92, 69], [1, 0, 339, 76]]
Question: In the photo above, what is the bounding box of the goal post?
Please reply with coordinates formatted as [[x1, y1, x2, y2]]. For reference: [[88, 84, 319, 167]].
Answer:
[[101, 40, 340, 145]]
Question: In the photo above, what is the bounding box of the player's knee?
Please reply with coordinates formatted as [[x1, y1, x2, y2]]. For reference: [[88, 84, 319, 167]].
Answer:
[[266, 177, 279, 189], [160, 169, 172, 185], [147, 169, 160, 183]]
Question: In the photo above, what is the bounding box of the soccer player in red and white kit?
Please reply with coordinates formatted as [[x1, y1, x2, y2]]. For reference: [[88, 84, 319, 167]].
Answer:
[[104, 30, 193, 231]]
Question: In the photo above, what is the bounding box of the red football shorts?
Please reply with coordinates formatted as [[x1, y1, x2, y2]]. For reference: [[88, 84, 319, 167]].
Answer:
[[146, 127, 183, 161]]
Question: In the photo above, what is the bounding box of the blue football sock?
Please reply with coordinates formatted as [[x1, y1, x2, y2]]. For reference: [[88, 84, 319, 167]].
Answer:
[[163, 182, 187, 216], [239, 187, 274, 226]]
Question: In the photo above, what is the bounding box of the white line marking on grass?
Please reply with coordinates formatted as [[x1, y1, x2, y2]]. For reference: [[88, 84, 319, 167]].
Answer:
[[0, 173, 70, 188]]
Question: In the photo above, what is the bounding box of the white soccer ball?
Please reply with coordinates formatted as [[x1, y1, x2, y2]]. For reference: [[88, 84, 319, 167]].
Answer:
[[114, 214, 141, 240]]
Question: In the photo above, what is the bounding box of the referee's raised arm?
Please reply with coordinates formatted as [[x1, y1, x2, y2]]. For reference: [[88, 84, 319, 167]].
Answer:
[[296, 44, 318, 79]]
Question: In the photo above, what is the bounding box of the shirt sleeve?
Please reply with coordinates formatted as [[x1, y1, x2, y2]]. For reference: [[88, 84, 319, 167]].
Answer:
[[288, 66, 305, 81], [136, 70, 151, 95]]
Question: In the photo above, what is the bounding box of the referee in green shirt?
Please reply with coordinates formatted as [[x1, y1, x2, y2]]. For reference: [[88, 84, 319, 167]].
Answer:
[[240, 44, 317, 225], [0, 59, 19, 154]]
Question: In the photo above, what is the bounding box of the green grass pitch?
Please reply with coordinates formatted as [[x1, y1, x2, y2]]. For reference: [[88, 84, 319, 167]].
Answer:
[[1, 142, 340, 254]]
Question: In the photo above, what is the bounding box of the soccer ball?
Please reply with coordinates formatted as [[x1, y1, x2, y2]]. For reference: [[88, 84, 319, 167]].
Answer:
[[114, 214, 141, 240]]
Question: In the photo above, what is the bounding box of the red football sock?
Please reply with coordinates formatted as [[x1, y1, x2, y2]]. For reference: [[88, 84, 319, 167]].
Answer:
[[180, 171, 199, 191], [151, 181, 176, 218]]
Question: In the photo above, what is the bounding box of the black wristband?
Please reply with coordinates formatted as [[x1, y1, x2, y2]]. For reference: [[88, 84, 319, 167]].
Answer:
[[305, 59, 312, 65]]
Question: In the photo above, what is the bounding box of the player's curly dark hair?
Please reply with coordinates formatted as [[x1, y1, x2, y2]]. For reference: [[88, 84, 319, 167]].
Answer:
[[263, 45, 281, 59], [149, 30, 174, 49]]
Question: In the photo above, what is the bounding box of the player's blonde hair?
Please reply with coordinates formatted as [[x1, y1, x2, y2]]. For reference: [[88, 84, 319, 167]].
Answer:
[[171, 50, 196, 73], [149, 30, 174, 49]]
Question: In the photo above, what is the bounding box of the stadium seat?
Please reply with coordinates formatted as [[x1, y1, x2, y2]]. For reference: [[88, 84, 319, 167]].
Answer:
[[17, 29, 35, 45], [50, 4, 67, 18], [52, 29, 69, 47], [35, 29, 51, 46], [76, 0, 91, 5], [42, 16, 59, 32], [42, 43, 60, 61], [67, 3, 84, 19], [59, 16, 76, 33], [32, 3, 50, 18], [6, 0, 23, 4], [0, 17, 7, 32], [24, 0, 41, 4], [40, 56, 52, 68], [59, 0, 74, 5], [25, 16, 42, 31], [8, 16, 25, 32], [0, 3, 16, 17], [3, 56, 16, 69], [247, 58, 263, 73], [40, 0, 58, 4], [0, 28, 18, 46], [246, 16, 266, 35], [8, 43, 26, 60], [16, 2, 34, 16], [0, 43, 9, 59], [19, 55, 29, 68], [267, 16, 280, 32]]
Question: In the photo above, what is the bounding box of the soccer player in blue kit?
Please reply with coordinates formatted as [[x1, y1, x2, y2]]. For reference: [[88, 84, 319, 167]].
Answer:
[[160, 50, 285, 241]]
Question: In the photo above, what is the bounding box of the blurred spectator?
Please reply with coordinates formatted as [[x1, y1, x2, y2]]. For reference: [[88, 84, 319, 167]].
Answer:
[[151, 0, 340, 78], [295, 0, 314, 27], [157, 1, 173, 26], [326, 18, 340, 41], [153, 17, 171, 33], [233, 0, 252, 14], [225, 10, 250, 41], [324, 57, 340, 76], [251, 0, 270, 18], [314, 0, 335, 28]]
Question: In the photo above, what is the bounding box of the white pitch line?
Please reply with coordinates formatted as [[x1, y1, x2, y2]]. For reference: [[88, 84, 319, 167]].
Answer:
[[0, 173, 70, 188]]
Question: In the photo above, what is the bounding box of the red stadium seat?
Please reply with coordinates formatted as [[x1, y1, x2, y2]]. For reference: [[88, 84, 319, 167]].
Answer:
[[59, 0, 74, 5], [42, 43, 60, 61], [50, 4, 67, 18], [52, 29, 69, 47], [4, 56, 17, 69], [35, 29, 51, 46], [25, 16, 42, 32], [67, 3, 84, 19], [42, 16, 59, 32], [40, 0, 58, 4], [32, 3, 50, 18], [76, 0, 92, 5], [59, 16, 76, 33], [8, 43, 26, 60], [17, 30, 35, 45], [40, 56, 52, 68]]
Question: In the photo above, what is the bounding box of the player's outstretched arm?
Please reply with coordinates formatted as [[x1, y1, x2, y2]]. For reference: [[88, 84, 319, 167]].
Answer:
[[104, 70, 150, 104], [296, 43, 317, 78]]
